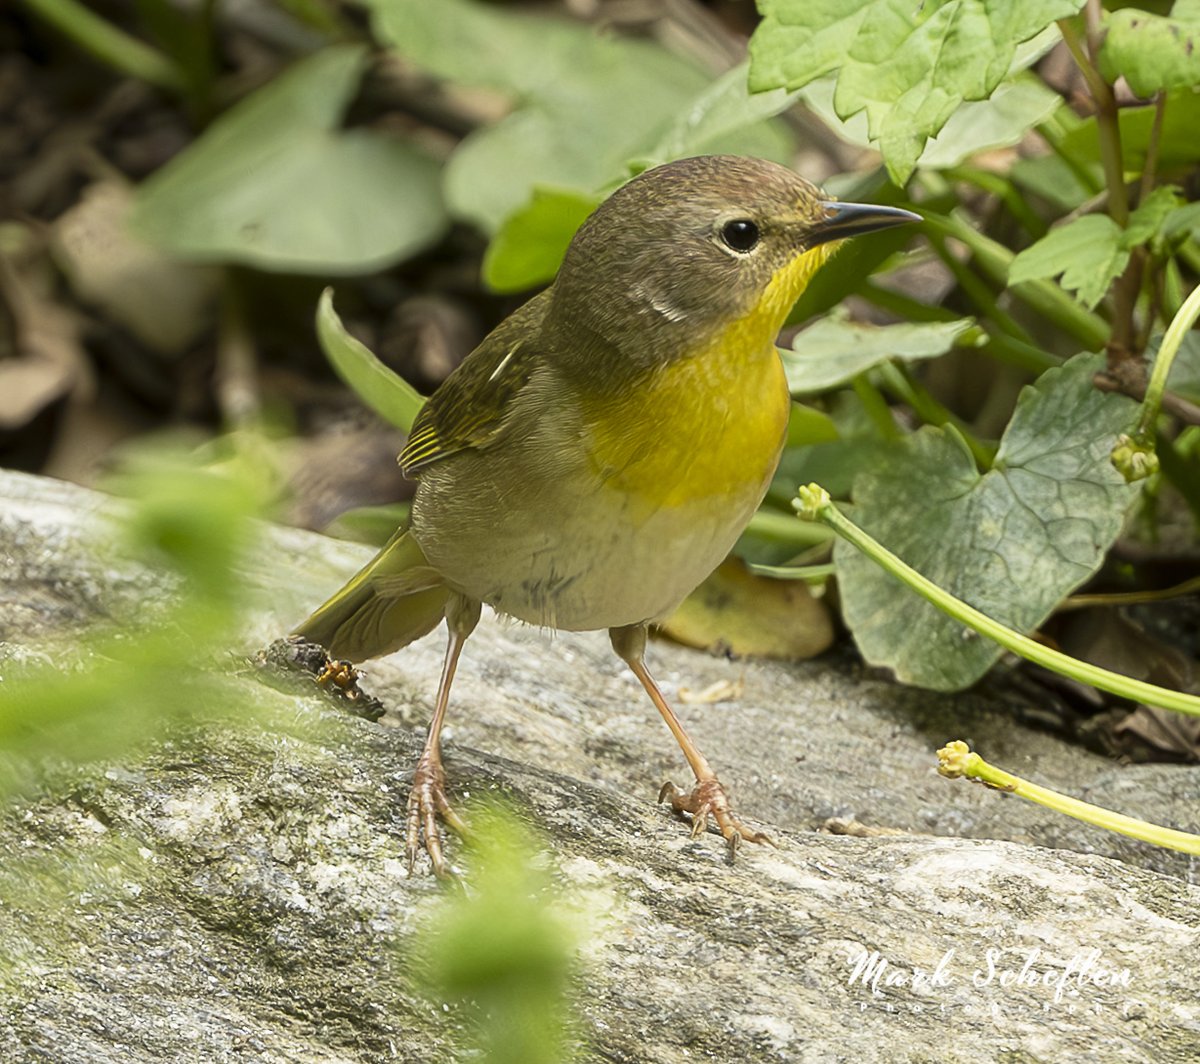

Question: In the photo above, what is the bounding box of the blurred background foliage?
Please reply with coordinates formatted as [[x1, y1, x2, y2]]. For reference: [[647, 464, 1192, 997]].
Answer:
[[2, 1, 1200, 753]]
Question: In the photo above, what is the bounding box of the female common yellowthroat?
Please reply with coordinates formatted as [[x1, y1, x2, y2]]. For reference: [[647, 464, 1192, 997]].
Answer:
[[296, 155, 917, 875]]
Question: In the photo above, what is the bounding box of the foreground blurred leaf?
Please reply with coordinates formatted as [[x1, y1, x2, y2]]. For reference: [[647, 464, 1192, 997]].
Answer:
[[131, 45, 446, 273], [1099, 1, 1200, 98], [783, 318, 975, 394], [749, 0, 1077, 182], [316, 288, 425, 431], [836, 353, 1139, 690], [369, 0, 790, 235], [415, 804, 580, 1064]]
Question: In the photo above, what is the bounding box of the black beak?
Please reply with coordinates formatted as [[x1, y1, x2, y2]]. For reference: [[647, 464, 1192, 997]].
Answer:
[[810, 201, 920, 247]]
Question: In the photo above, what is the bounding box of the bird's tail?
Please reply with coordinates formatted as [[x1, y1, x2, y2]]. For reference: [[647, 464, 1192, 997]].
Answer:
[[293, 527, 449, 662]]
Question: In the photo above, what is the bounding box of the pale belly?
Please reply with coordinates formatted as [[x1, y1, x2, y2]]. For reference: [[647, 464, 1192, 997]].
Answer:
[[410, 348, 790, 631]]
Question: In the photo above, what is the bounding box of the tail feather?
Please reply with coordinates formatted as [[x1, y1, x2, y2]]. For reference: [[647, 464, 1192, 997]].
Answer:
[[294, 527, 449, 662]]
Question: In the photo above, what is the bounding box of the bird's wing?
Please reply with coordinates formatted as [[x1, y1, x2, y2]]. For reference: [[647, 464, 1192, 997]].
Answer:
[[399, 290, 552, 476]]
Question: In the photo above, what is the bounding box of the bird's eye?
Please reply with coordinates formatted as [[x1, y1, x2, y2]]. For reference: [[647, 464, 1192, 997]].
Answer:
[[720, 218, 760, 253]]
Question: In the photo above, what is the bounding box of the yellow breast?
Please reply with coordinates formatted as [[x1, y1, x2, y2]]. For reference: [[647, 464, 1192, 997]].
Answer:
[[583, 336, 790, 516], [580, 243, 832, 517]]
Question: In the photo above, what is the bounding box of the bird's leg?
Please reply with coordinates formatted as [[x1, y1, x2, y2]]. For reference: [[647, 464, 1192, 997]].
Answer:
[[407, 594, 481, 877], [609, 623, 772, 857]]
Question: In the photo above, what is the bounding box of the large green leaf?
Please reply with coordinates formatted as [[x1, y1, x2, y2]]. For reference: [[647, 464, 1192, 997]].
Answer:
[[131, 46, 446, 273], [1099, 1, 1200, 98], [369, 0, 790, 236], [783, 318, 976, 394], [835, 353, 1139, 690], [1008, 187, 1182, 308], [800, 74, 1061, 171], [748, 0, 1079, 183]]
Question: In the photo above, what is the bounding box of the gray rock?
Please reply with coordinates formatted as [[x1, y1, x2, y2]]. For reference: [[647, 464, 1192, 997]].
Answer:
[[0, 469, 1198, 1063]]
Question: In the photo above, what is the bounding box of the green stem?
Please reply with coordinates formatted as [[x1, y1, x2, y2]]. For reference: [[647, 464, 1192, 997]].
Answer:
[[19, 0, 186, 91], [1137, 284, 1200, 439], [852, 376, 901, 440], [876, 362, 996, 469], [945, 165, 1047, 238], [1058, 17, 1128, 227], [858, 280, 1058, 374], [857, 280, 962, 323], [926, 232, 1036, 345], [795, 484, 1200, 718], [921, 210, 1110, 351], [938, 741, 1200, 855], [746, 508, 835, 549], [748, 561, 837, 583]]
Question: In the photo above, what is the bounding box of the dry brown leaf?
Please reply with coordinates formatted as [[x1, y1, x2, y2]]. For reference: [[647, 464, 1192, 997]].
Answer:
[[50, 181, 218, 357], [660, 556, 834, 660]]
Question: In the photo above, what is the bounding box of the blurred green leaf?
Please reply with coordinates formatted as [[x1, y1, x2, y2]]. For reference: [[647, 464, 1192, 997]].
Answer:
[[415, 803, 579, 1064], [131, 45, 447, 273], [783, 318, 976, 394], [1010, 153, 1100, 211], [483, 187, 600, 293], [638, 61, 798, 166], [749, 0, 1078, 183], [316, 288, 425, 431], [836, 353, 1139, 690], [1060, 88, 1200, 172], [1099, 1, 1200, 98], [1009, 188, 1183, 308], [322, 502, 412, 546], [786, 403, 840, 447], [370, 0, 791, 235], [0, 438, 284, 792]]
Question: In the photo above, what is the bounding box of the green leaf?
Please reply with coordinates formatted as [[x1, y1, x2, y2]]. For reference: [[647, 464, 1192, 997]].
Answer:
[[482, 187, 600, 293], [1161, 201, 1200, 245], [783, 318, 976, 394], [131, 46, 447, 273], [1010, 153, 1100, 211], [1009, 187, 1184, 308], [801, 74, 1061, 171], [917, 76, 1062, 169], [836, 353, 1139, 690], [369, 0, 784, 235], [748, 0, 1079, 183], [1099, 1, 1200, 98], [1125, 186, 1185, 245], [638, 62, 798, 166], [316, 288, 425, 431], [1009, 214, 1126, 309]]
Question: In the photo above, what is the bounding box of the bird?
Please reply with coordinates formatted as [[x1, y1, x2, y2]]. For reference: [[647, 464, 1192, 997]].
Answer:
[[294, 154, 917, 875]]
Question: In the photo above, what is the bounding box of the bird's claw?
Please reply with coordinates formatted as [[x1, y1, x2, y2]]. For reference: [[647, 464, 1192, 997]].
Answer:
[[405, 755, 467, 879], [658, 778, 774, 859]]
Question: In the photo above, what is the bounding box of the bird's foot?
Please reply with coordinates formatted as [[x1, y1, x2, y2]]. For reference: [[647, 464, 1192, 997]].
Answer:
[[406, 754, 467, 878], [658, 778, 774, 859]]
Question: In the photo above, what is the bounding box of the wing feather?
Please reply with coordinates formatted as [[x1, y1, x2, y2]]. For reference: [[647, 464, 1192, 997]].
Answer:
[[399, 291, 552, 476]]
